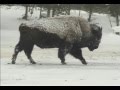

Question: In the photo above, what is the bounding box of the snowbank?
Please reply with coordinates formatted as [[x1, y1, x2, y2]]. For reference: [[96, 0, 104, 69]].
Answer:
[[101, 33, 120, 46], [112, 26, 120, 32]]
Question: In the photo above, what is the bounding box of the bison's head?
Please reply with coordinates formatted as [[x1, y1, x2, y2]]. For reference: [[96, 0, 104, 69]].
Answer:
[[88, 24, 102, 51]]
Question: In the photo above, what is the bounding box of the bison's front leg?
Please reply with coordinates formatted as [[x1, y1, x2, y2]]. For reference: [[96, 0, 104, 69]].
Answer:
[[58, 44, 73, 65], [70, 47, 87, 65], [58, 48, 67, 65]]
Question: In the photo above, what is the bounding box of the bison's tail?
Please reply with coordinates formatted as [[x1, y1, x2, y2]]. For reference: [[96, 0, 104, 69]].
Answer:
[[19, 23, 30, 43], [19, 23, 34, 44]]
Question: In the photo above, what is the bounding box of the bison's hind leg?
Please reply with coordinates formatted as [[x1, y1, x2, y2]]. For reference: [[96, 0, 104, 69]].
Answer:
[[23, 43, 36, 64], [12, 41, 36, 64], [12, 43, 23, 64]]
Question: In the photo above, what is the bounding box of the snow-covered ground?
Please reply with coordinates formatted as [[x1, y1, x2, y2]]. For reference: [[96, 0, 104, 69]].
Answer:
[[1, 6, 120, 86]]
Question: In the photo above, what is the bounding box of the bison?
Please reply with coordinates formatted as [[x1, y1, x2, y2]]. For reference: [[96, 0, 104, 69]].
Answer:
[[12, 16, 102, 65]]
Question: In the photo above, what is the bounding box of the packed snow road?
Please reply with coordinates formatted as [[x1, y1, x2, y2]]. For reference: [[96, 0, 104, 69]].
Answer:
[[1, 30, 120, 86], [1, 6, 120, 86]]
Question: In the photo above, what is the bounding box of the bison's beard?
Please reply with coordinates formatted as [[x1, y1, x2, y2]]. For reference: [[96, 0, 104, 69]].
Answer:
[[88, 47, 95, 51], [88, 42, 98, 51]]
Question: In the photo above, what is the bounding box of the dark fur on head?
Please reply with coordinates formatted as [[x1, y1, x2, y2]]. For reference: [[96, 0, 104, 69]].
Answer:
[[88, 24, 102, 51]]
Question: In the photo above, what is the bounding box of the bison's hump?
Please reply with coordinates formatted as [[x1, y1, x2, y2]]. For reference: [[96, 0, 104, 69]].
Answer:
[[19, 16, 92, 43]]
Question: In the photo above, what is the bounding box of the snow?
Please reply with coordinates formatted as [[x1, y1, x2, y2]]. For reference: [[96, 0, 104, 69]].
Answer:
[[1, 5, 120, 86], [70, 10, 120, 34], [112, 26, 120, 32], [20, 16, 92, 42]]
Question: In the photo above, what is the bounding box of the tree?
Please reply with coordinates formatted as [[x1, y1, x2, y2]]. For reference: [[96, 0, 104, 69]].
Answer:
[[37, 4, 43, 19], [81, 4, 107, 22], [109, 4, 120, 26], [85, 4, 95, 22], [40, 4, 55, 17], [51, 4, 59, 17], [39, 7, 42, 18], [71, 4, 83, 16], [55, 4, 71, 16], [29, 4, 35, 17], [61, 4, 71, 15], [22, 4, 29, 20]]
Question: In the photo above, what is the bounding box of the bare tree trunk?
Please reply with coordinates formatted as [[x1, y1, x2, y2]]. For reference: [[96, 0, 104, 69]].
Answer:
[[116, 13, 119, 26], [88, 8, 92, 22], [47, 8, 51, 17], [79, 10, 81, 16], [23, 5, 29, 20], [108, 14, 112, 27], [39, 7, 42, 19], [67, 9, 70, 15], [30, 7, 34, 16], [67, 5, 71, 15], [52, 8, 55, 17]]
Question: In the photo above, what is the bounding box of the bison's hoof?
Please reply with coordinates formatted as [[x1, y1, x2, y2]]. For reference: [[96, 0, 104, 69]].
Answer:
[[61, 62, 67, 65], [31, 61, 36, 64], [83, 63, 87, 65], [81, 60, 87, 65], [82, 62, 87, 65], [12, 61, 16, 64]]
